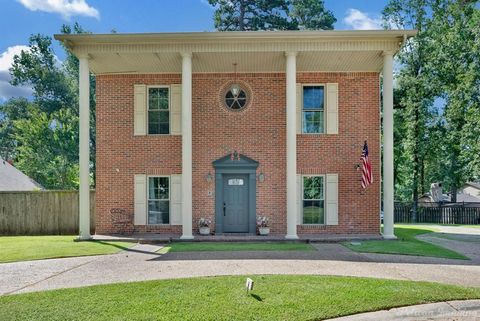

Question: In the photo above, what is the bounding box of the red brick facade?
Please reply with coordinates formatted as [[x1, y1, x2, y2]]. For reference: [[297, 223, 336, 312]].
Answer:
[[95, 72, 381, 236]]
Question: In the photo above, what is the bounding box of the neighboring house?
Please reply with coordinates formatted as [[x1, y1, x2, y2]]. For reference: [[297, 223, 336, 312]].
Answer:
[[55, 30, 415, 239], [459, 182, 480, 201], [0, 158, 42, 191], [418, 181, 480, 207]]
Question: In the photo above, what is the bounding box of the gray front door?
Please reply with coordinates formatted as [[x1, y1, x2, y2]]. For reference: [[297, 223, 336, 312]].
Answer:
[[223, 174, 249, 233]]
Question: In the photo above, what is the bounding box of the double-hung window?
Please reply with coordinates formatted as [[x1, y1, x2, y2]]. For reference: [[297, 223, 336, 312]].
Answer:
[[302, 86, 325, 134], [148, 87, 169, 134], [148, 177, 170, 224], [302, 176, 325, 224]]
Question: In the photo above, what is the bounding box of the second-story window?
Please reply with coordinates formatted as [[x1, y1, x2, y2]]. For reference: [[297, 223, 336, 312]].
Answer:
[[302, 85, 325, 134], [148, 87, 169, 134]]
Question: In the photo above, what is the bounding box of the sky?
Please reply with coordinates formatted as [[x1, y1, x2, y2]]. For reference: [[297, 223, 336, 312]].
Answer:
[[0, 0, 390, 101]]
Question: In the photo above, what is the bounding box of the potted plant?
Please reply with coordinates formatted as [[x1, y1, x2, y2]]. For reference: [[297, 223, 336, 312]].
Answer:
[[256, 216, 270, 236], [198, 218, 212, 235]]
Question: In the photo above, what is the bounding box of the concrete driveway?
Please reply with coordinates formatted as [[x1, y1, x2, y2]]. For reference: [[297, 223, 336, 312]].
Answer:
[[1, 225, 479, 296]]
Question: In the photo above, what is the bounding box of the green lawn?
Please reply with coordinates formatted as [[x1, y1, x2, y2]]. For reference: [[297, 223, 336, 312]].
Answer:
[[0, 236, 134, 263], [0, 275, 479, 321], [159, 241, 314, 253], [344, 225, 468, 259]]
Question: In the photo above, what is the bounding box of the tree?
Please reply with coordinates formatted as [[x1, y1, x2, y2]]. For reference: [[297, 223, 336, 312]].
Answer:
[[383, 0, 480, 207], [0, 98, 31, 160], [383, 0, 437, 218], [13, 107, 79, 189], [1, 23, 95, 189], [289, 0, 336, 30], [426, 1, 480, 200], [208, 0, 335, 31]]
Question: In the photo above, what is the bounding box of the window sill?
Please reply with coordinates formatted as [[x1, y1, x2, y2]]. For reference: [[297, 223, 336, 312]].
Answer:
[[299, 133, 326, 135], [300, 224, 327, 228]]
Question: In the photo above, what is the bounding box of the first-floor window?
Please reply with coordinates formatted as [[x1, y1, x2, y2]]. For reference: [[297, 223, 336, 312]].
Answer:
[[303, 176, 325, 224], [148, 177, 170, 224]]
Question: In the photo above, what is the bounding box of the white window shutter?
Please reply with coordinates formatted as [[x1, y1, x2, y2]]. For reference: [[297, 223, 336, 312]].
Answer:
[[326, 83, 339, 134], [170, 174, 182, 225], [170, 84, 182, 135], [296, 174, 302, 225], [134, 84, 147, 136], [296, 84, 302, 134], [325, 174, 339, 225], [134, 174, 147, 225]]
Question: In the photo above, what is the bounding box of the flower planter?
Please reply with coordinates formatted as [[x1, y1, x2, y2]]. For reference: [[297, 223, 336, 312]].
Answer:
[[258, 227, 270, 236], [199, 227, 210, 235]]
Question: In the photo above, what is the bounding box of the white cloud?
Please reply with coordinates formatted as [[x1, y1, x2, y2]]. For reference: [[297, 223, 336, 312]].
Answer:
[[344, 8, 383, 30], [17, 0, 99, 19], [0, 46, 33, 101]]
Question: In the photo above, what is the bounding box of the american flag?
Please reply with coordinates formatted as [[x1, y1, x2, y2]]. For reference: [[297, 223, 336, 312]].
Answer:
[[361, 141, 373, 189]]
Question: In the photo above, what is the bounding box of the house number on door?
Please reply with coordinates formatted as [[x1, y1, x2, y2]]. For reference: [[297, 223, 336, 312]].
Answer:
[[228, 179, 244, 186]]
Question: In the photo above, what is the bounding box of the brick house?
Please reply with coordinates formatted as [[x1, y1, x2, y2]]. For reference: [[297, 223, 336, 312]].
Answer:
[[55, 30, 414, 239]]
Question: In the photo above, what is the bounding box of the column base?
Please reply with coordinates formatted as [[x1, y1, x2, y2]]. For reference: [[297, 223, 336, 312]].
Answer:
[[180, 235, 194, 240], [77, 234, 92, 241], [382, 234, 397, 240], [285, 234, 299, 240]]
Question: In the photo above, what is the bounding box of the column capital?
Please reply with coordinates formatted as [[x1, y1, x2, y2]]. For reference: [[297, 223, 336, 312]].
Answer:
[[180, 52, 193, 59], [78, 53, 92, 60], [285, 51, 298, 57], [382, 50, 395, 57]]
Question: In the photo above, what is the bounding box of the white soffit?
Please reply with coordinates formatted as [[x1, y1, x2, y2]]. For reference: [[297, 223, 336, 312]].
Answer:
[[56, 30, 416, 74], [88, 51, 385, 74]]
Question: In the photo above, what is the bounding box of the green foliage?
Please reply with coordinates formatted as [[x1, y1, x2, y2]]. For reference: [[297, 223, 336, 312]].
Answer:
[[384, 0, 480, 202], [13, 107, 79, 189], [1, 275, 479, 320], [0, 98, 30, 160], [10, 34, 76, 114], [289, 0, 336, 30], [0, 23, 95, 189], [344, 225, 468, 259], [160, 242, 313, 253], [0, 236, 132, 263], [208, 0, 335, 31]]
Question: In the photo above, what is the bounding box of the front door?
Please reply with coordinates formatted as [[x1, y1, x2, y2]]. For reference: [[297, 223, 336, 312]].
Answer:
[[223, 174, 249, 233]]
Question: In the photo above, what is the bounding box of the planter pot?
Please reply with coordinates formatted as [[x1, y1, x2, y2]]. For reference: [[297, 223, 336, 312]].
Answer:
[[258, 227, 270, 236], [199, 227, 210, 235]]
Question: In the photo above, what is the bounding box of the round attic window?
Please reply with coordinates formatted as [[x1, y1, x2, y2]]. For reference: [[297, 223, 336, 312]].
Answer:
[[222, 81, 251, 112]]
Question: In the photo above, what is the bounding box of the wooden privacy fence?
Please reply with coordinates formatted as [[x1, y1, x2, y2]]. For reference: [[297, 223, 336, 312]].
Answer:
[[395, 202, 480, 225], [0, 190, 95, 235]]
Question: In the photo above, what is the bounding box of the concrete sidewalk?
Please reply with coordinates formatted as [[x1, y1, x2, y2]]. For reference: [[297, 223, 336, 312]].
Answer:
[[327, 300, 480, 321], [1, 243, 480, 296]]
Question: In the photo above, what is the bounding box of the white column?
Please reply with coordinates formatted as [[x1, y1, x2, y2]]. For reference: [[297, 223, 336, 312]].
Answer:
[[78, 56, 91, 240], [285, 51, 299, 239], [382, 52, 395, 239], [180, 52, 194, 240]]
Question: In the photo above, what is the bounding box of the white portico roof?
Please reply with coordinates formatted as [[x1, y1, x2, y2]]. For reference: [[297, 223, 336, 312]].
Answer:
[[55, 30, 416, 74]]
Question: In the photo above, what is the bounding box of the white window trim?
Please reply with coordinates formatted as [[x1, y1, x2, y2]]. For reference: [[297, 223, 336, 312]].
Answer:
[[302, 174, 326, 225], [147, 85, 171, 135], [147, 175, 171, 225], [301, 84, 326, 135]]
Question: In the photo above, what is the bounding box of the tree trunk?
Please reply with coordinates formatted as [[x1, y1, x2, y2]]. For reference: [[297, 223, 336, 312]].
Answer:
[[451, 185, 457, 203], [420, 159, 425, 195]]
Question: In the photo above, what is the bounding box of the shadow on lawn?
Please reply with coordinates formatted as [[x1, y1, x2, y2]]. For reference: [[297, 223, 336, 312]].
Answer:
[[87, 240, 133, 252]]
